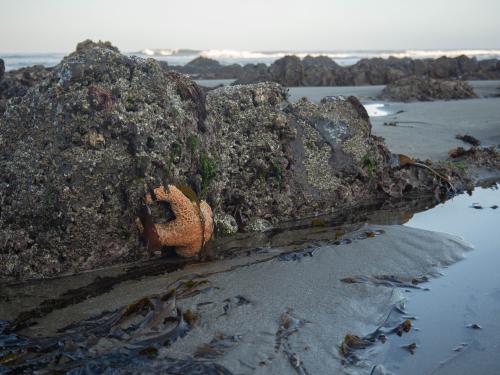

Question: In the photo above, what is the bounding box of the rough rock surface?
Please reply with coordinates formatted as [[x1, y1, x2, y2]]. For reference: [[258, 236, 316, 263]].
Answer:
[[205, 85, 385, 228], [0, 40, 214, 279], [0, 42, 471, 279], [213, 212, 238, 235], [448, 146, 500, 169], [0, 65, 52, 113], [378, 77, 478, 102]]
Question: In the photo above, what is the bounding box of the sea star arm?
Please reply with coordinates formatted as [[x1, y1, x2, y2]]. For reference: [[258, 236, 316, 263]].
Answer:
[[153, 185, 191, 210], [153, 221, 191, 247], [200, 201, 214, 245]]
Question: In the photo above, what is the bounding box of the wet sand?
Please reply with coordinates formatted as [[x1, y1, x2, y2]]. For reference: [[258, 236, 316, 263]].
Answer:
[[168, 225, 471, 375], [370, 98, 500, 161]]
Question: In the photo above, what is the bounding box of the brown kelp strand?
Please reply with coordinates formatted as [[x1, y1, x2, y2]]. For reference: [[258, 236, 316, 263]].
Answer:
[[274, 310, 311, 375], [341, 274, 430, 290], [0, 278, 235, 375], [194, 333, 242, 360], [340, 301, 416, 365]]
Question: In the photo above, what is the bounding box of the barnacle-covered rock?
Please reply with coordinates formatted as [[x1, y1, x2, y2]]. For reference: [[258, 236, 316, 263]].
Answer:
[[0, 41, 471, 280], [205, 85, 392, 228], [213, 212, 239, 235], [0, 40, 215, 278]]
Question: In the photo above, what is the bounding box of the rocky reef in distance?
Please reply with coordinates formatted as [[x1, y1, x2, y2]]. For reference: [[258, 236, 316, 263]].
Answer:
[[0, 41, 479, 280], [378, 76, 478, 102], [164, 54, 500, 86]]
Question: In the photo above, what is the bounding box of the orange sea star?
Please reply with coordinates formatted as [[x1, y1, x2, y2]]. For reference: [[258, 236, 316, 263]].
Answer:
[[140, 185, 213, 257]]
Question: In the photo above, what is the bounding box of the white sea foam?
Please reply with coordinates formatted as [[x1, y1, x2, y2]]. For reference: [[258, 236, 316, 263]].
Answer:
[[200, 49, 286, 60], [376, 49, 500, 60], [140, 48, 156, 56]]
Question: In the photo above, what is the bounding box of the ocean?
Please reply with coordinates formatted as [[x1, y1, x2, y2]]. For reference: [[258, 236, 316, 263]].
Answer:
[[2, 49, 500, 72]]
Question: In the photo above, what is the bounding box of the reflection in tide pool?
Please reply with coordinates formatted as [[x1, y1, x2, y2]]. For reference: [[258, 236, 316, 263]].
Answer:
[[381, 186, 500, 374]]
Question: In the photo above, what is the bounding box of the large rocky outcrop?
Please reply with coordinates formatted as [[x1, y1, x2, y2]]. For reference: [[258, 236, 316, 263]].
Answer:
[[0, 40, 214, 278], [0, 41, 470, 279], [378, 77, 477, 102], [205, 85, 388, 228]]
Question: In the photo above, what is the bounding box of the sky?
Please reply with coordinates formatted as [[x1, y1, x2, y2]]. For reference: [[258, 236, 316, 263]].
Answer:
[[1, 0, 499, 53]]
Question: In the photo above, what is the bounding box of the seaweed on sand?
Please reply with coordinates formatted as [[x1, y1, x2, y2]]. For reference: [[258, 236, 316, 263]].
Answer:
[[0, 278, 233, 375], [274, 310, 311, 375], [339, 298, 417, 365]]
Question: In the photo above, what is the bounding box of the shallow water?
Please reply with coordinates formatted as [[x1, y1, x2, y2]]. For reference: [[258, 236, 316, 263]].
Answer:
[[378, 186, 500, 374]]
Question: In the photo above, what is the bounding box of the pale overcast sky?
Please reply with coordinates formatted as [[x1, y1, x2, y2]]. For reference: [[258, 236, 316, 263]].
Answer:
[[1, 0, 499, 53]]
